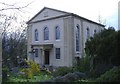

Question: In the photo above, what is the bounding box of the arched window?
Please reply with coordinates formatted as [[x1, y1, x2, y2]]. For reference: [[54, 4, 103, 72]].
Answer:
[[35, 29, 38, 41], [55, 26, 60, 40], [44, 27, 49, 40], [76, 24, 80, 52], [87, 27, 90, 39]]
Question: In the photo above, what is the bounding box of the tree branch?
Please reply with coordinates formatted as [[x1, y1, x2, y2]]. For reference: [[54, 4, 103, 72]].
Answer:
[[0, 2, 32, 11]]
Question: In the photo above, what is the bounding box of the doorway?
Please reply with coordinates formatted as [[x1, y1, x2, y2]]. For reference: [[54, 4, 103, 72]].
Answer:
[[44, 50, 49, 65]]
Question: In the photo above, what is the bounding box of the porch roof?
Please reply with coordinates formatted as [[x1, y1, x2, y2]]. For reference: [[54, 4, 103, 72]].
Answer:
[[31, 44, 53, 50]]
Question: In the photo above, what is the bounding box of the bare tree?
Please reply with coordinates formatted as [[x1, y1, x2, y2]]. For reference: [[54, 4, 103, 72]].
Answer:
[[0, 2, 31, 11], [0, 1, 33, 82], [0, 1, 32, 33], [0, 1, 32, 70]]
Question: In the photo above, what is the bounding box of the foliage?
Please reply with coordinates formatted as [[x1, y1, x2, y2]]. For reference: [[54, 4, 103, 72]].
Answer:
[[3, 60, 53, 82], [2, 30, 27, 68], [41, 69, 52, 75], [1, 13, 27, 70], [26, 60, 40, 75], [21, 68, 33, 79], [75, 79, 90, 82], [21, 60, 40, 79], [85, 27, 120, 77], [85, 27, 119, 65], [73, 56, 90, 73], [2, 66, 9, 81], [96, 66, 120, 82], [6, 72, 53, 82], [52, 67, 73, 77], [52, 57, 90, 78]]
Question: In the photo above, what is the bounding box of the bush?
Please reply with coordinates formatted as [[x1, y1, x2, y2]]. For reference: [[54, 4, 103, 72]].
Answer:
[[28, 60, 40, 75], [21, 68, 33, 79], [21, 60, 40, 78], [2, 66, 9, 81], [88, 63, 113, 78], [52, 67, 73, 77], [96, 66, 120, 82], [73, 57, 90, 73], [40, 69, 52, 75]]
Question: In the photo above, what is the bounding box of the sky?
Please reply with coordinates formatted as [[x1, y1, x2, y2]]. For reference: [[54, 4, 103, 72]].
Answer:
[[0, 0, 119, 30]]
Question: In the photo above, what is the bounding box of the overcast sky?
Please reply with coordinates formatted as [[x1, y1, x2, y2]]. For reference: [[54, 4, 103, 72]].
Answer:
[[0, 0, 119, 30]]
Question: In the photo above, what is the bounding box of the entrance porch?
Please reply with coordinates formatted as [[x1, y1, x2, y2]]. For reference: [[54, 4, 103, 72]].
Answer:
[[28, 44, 53, 67]]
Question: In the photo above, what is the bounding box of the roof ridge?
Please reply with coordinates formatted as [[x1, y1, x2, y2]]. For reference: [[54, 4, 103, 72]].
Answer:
[[43, 7, 71, 14]]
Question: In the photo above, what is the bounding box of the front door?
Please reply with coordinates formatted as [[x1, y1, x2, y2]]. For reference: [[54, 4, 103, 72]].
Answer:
[[44, 50, 49, 65]]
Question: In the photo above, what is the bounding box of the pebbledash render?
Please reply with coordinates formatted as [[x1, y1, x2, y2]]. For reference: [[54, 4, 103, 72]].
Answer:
[[27, 7, 105, 67]]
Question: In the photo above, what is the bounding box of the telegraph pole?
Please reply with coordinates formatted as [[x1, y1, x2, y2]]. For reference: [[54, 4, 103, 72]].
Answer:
[[118, 1, 120, 30]]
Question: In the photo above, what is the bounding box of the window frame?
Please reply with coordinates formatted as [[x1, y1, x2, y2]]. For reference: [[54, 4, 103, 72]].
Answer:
[[44, 27, 49, 40], [34, 49, 38, 57], [86, 27, 90, 39], [55, 26, 60, 40], [76, 24, 80, 52], [94, 29, 97, 34], [34, 29, 39, 41], [55, 48, 60, 59]]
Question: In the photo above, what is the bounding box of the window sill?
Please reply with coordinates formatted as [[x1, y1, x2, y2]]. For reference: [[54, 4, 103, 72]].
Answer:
[[35, 41, 39, 42], [76, 52, 80, 54], [44, 40, 49, 41], [56, 58, 60, 60], [55, 39, 61, 41]]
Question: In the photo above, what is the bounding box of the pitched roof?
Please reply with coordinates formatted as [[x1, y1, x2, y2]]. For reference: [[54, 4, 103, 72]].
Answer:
[[27, 7, 70, 23], [27, 7, 105, 27]]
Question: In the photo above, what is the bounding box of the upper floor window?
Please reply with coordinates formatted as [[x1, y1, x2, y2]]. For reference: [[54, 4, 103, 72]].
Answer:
[[76, 24, 80, 52], [44, 27, 49, 40], [55, 48, 60, 59], [34, 29, 38, 41], [55, 26, 60, 40], [86, 27, 90, 39], [35, 49, 38, 57]]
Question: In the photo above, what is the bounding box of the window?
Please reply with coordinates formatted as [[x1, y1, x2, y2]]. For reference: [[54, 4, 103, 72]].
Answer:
[[44, 27, 49, 40], [94, 29, 96, 34], [55, 48, 60, 59], [35, 29, 38, 41], [35, 49, 38, 57], [87, 27, 90, 39], [55, 26, 60, 40], [76, 24, 80, 52]]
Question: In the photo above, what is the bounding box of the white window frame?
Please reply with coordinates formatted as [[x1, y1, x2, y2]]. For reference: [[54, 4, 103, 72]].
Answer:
[[55, 48, 60, 59], [34, 49, 38, 57], [55, 26, 60, 40], [86, 27, 90, 39], [44, 27, 49, 40], [76, 24, 80, 52], [34, 29, 39, 41]]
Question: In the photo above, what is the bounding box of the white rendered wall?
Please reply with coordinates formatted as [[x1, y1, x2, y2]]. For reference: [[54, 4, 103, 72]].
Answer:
[[31, 9, 67, 22], [31, 17, 65, 67]]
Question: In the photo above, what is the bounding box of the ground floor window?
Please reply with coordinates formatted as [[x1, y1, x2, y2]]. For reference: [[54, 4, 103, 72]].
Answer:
[[35, 49, 38, 57], [55, 48, 60, 59]]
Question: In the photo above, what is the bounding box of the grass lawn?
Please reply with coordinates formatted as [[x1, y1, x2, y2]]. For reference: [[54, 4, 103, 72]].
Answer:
[[5, 72, 53, 82]]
